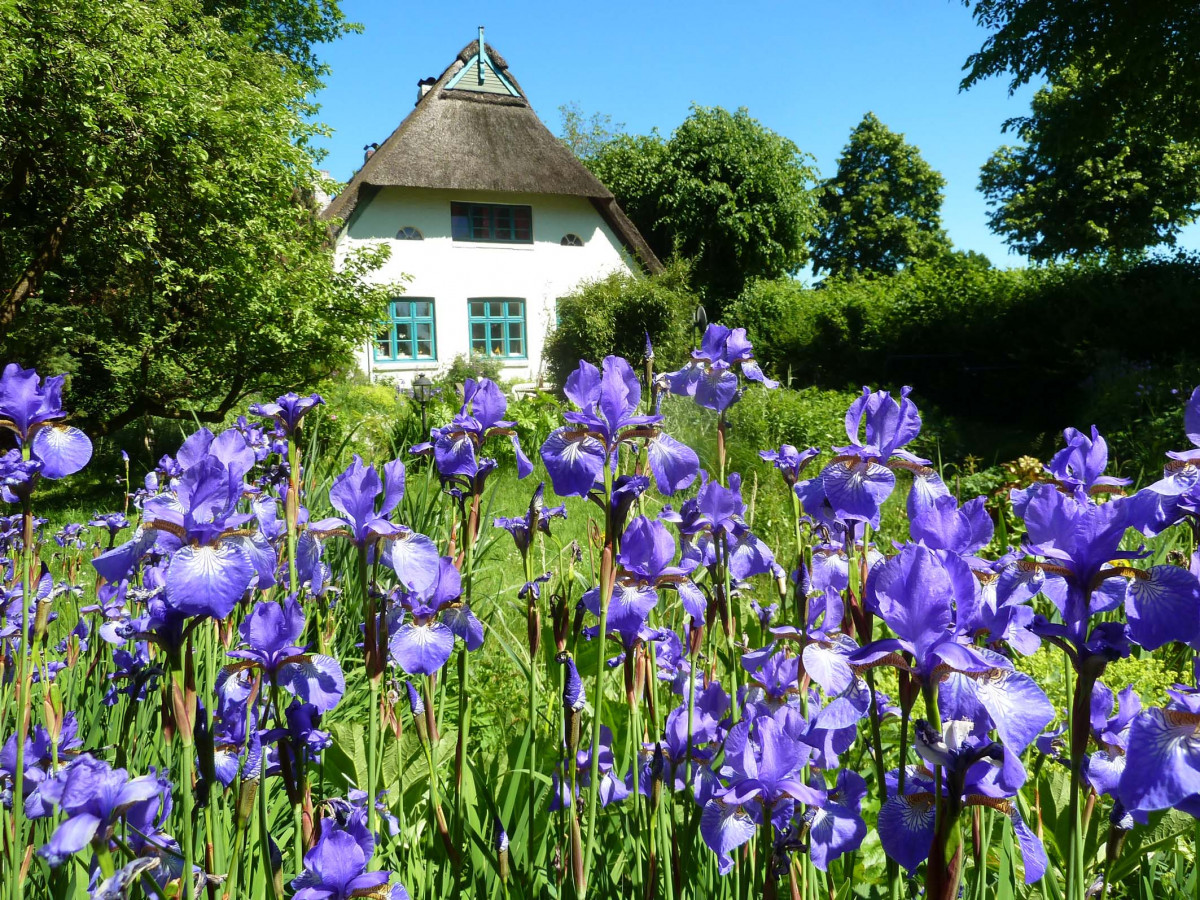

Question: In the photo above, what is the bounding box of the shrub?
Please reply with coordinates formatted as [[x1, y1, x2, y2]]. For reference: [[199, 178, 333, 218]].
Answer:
[[437, 353, 505, 390], [543, 259, 699, 388], [726, 252, 1200, 458]]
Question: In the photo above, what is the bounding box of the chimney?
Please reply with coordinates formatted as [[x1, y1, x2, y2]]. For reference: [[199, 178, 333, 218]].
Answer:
[[363, 143, 378, 163], [416, 77, 436, 104]]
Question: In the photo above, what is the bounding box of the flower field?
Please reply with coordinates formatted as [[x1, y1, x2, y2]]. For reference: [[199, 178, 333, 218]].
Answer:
[[3, 324, 1200, 900]]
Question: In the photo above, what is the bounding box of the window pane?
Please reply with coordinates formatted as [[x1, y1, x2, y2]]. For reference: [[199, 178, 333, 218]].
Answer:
[[416, 339, 433, 359], [470, 300, 486, 318], [413, 301, 432, 318], [493, 206, 513, 240], [514, 207, 531, 241], [489, 323, 504, 355], [471, 322, 486, 341], [508, 333, 524, 357], [451, 203, 470, 241], [506, 300, 523, 317], [488, 300, 504, 318], [375, 331, 393, 359], [470, 205, 491, 239]]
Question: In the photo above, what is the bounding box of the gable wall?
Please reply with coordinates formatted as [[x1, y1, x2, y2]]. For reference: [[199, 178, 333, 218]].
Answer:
[[336, 186, 637, 386]]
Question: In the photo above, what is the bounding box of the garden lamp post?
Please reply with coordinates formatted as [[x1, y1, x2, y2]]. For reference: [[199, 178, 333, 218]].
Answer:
[[692, 303, 708, 349], [413, 373, 432, 434]]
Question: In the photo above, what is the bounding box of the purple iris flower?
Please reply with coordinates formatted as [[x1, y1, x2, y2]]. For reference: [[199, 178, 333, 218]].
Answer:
[[1, 714, 82, 814], [814, 386, 931, 528], [1137, 386, 1200, 540], [88, 512, 130, 541], [700, 710, 823, 875], [92, 430, 265, 621], [1118, 686, 1200, 817], [802, 770, 868, 871], [1045, 426, 1131, 500], [0, 449, 42, 501], [265, 701, 333, 778], [310, 455, 406, 548], [226, 598, 345, 713], [210, 687, 261, 787], [665, 472, 776, 595], [36, 755, 166, 866], [853, 543, 1054, 751], [0, 364, 93, 486], [759, 444, 819, 487], [1082, 682, 1140, 798], [291, 818, 410, 900], [878, 720, 1046, 882], [413, 378, 532, 485], [249, 392, 324, 435], [628, 697, 726, 804], [667, 324, 778, 412], [550, 725, 629, 811], [493, 482, 567, 556], [387, 557, 481, 676], [540, 356, 698, 497], [582, 516, 692, 645], [1013, 434, 1200, 653]]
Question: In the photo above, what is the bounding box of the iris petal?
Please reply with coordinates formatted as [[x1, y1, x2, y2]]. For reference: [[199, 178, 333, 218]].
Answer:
[[388, 621, 455, 676], [165, 542, 253, 620], [31, 425, 92, 479]]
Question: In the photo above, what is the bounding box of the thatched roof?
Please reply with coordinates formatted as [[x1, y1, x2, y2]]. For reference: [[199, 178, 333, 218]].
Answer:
[[322, 39, 662, 273]]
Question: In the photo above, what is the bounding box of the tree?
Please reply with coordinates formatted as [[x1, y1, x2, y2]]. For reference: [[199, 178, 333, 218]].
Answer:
[[0, 0, 393, 433], [980, 64, 1200, 260], [812, 112, 951, 278], [586, 105, 819, 303], [964, 0, 1200, 258], [558, 102, 625, 161]]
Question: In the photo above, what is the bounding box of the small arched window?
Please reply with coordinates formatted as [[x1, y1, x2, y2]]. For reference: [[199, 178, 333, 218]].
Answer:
[[396, 226, 424, 240], [560, 233, 584, 247]]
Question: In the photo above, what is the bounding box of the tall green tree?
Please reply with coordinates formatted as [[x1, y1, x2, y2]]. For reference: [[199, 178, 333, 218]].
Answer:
[[0, 0, 392, 433], [586, 105, 819, 303], [964, 0, 1200, 259], [813, 112, 951, 278], [558, 102, 625, 161]]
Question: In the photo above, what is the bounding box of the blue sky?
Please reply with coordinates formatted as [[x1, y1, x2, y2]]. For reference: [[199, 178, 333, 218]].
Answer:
[[311, 1, 1192, 267]]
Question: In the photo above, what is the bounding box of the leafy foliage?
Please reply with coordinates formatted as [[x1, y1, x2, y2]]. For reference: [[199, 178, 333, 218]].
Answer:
[[813, 112, 951, 278], [979, 65, 1200, 260], [965, 0, 1200, 258], [557, 101, 625, 161], [543, 259, 698, 388], [0, 0, 394, 434], [585, 105, 820, 304], [726, 252, 1200, 451]]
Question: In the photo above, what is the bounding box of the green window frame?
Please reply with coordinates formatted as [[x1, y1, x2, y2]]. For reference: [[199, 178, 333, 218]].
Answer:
[[374, 299, 436, 362], [469, 298, 526, 359], [451, 202, 533, 243]]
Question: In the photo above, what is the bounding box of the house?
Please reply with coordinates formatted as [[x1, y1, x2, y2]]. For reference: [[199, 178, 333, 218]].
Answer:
[[322, 28, 662, 386]]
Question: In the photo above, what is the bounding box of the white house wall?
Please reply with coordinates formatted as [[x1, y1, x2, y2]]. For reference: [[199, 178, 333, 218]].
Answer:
[[335, 187, 636, 386]]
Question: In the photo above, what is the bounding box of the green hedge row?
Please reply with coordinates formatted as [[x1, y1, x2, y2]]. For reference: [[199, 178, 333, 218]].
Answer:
[[725, 253, 1200, 438]]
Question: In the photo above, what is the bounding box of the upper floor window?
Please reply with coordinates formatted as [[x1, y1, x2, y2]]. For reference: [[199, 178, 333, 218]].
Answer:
[[396, 226, 424, 240], [560, 233, 584, 247], [451, 202, 532, 243], [375, 299, 436, 362]]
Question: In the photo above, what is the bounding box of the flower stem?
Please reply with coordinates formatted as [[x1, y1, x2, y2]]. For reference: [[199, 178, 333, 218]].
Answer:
[[358, 546, 381, 843], [582, 463, 616, 897], [8, 495, 34, 900], [523, 549, 539, 887]]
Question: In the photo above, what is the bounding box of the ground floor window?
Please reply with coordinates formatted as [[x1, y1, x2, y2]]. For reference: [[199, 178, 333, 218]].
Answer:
[[375, 299, 436, 361], [469, 298, 526, 359]]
